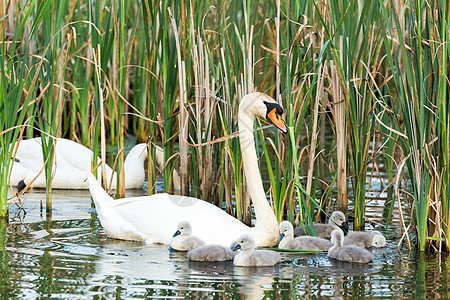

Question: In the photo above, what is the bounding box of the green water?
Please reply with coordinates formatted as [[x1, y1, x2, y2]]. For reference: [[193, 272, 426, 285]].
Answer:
[[2, 187, 450, 299]]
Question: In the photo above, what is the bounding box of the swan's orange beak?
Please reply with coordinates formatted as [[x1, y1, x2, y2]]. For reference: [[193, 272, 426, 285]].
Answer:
[[267, 108, 288, 134]]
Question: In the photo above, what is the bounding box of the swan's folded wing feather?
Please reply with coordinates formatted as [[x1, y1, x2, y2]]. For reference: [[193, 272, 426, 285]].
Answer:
[[111, 194, 249, 246]]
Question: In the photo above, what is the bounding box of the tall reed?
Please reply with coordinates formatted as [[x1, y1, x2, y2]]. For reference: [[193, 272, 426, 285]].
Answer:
[[378, 0, 449, 250], [0, 0, 44, 216]]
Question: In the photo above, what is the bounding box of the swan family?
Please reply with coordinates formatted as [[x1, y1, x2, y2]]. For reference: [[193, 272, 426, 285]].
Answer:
[[9, 91, 388, 267]]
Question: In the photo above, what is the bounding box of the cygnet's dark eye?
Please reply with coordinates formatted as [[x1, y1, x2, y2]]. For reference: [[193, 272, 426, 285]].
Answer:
[[181, 227, 184, 230], [241, 240, 244, 243]]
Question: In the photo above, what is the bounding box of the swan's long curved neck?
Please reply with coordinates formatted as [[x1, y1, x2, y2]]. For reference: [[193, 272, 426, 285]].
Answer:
[[238, 103, 277, 230]]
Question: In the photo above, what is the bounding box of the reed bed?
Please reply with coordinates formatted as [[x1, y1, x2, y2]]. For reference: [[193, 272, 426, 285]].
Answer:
[[1, 0, 449, 251]]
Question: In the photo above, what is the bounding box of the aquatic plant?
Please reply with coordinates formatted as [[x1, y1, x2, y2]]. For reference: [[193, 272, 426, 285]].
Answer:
[[1, 0, 449, 252], [377, 0, 450, 251], [0, 0, 45, 217]]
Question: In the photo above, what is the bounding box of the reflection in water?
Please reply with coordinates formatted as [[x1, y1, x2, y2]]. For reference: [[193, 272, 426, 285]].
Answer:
[[1, 189, 450, 298], [234, 265, 280, 300]]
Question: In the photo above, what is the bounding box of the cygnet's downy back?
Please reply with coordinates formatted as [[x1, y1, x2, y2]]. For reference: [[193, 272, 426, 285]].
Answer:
[[188, 244, 236, 261], [344, 231, 386, 248]]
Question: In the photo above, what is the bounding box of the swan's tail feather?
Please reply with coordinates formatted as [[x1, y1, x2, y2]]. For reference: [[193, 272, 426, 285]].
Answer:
[[87, 172, 113, 204]]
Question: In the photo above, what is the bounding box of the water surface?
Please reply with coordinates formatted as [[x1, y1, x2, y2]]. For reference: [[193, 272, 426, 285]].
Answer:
[[2, 188, 449, 299]]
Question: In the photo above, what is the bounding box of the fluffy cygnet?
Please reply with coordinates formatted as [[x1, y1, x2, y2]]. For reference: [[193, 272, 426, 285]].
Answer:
[[327, 230, 374, 263], [294, 211, 349, 239], [188, 244, 236, 261], [232, 234, 280, 267], [169, 221, 205, 251], [278, 221, 331, 251], [344, 231, 386, 248]]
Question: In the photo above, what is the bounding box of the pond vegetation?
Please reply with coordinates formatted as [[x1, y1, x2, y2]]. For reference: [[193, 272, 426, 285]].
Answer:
[[0, 0, 449, 254]]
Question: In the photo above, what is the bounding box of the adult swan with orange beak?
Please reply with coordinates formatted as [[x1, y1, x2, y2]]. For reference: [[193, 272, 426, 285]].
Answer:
[[86, 92, 287, 247]]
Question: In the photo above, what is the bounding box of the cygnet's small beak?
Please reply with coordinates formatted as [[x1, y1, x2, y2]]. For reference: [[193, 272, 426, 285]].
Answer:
[[278, 233, 285, 242], [173, 230, 181, 237], [340, 222, 349, 235], [232, 244, 241, 251]]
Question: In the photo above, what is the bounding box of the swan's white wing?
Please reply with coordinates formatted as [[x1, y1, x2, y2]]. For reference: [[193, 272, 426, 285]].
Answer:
[[11, 138, 46, 186], [54, 139, 94, 170], [14, 138, 44, 171], [110, 194, 249, 246], [12, 138, 94, 188]]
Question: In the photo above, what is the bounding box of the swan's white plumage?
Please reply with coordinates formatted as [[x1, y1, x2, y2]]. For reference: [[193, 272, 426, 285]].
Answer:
[[10, 138, 148, 189], [88, 173, 267, 246], [87, 92, 284, 247]]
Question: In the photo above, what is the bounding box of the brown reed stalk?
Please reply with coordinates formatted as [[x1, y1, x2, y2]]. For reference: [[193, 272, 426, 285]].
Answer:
[[305, 63, 325, 198], [330, 61, 347, 216], [168, 7, 189, 196]]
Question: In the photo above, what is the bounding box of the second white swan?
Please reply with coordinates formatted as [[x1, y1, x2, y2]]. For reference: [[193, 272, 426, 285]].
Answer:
[[10, 138, 148, 190], [10, 138, 180, 190]]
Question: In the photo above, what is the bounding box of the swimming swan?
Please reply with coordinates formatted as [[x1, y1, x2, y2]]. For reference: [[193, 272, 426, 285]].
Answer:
[[294, 211, 349, 239], [232, 234, 281, 267], [169, 221, 205, 251], [188, 244, 236, 261], [87, 92, 287, 247], [9, 138, 179, 190], [9, 138, 147, 190], [344, 231, 386, 248], [327, 230, 374, 263], [278, 221, 331, 251]]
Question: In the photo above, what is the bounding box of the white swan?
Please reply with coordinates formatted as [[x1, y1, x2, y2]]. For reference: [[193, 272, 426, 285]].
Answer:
[[169, 221, 205, 251], [294, 211, 349, 239], [86, 92, 287, 247], [232, 234, 281, 267], [9, 137, 178, 190], [278, 221, 331, 251], [327, 230, 374, 263]]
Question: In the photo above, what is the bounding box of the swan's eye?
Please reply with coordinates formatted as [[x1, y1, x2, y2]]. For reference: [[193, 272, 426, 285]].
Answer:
[[181, 227, 184, 229], [241, 240, 243, 243]]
